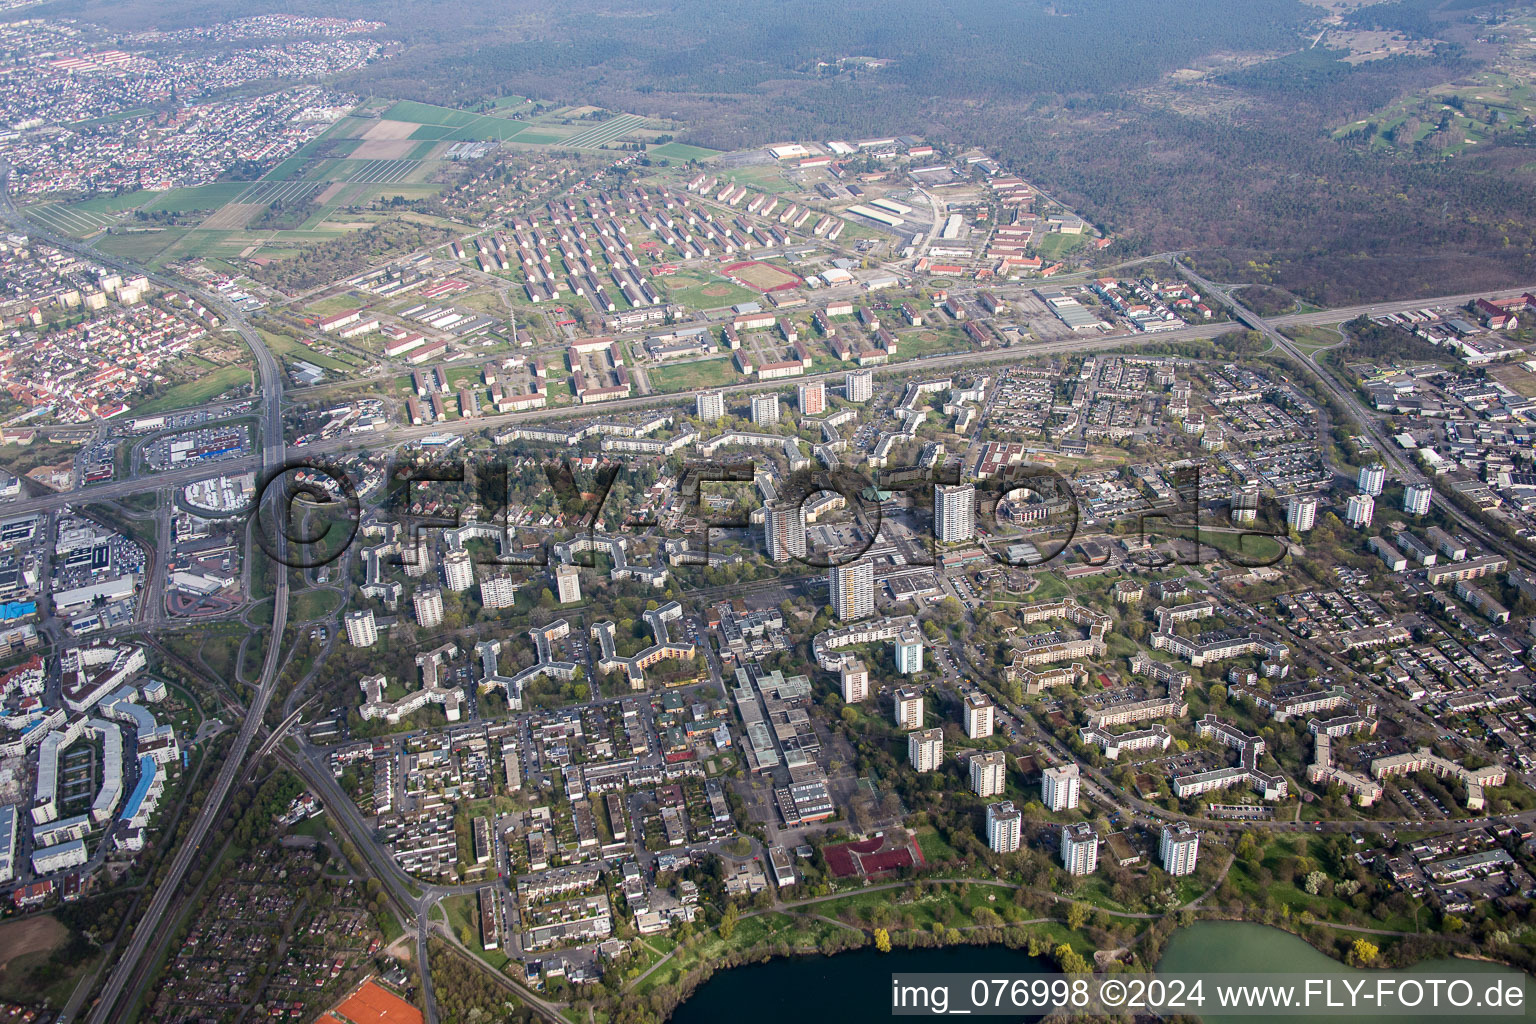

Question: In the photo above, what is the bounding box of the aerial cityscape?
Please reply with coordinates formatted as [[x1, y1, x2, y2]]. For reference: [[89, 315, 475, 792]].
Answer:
[[1, 0, 1536, 1022]]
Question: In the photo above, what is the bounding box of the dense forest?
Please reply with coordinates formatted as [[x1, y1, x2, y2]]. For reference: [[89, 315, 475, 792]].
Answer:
[[43, 0, 1536, 303]]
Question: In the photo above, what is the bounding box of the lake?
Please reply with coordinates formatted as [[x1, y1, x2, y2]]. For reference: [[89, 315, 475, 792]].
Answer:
[[1157, 921, 1535, 1024], [668, 943, 1051, 1024], [668, 921, 1533, 1023]]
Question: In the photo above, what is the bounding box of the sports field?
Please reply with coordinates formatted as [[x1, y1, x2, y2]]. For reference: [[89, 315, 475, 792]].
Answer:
[[649, 141, 721, 160], [324, 978, 423, 1024], [722, 260, 802, 291], [655, 270, 758, 309]]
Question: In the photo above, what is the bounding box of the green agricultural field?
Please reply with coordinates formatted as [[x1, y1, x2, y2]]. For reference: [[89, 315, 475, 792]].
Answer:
[[24, 203, 120, 237], [322, 116, 375, 140], [509, 132, 562, 145], [263, 157, 308, 181], [645, 357, 739, 392], [252, 227, 358, 245], [297, 187, 364, 231], [383, 99, 484, 128], [142, 183, 253, 213], [157, 230, 249, 262], [648, 141, 721, 160], [93, 229, 187, 263], [359, 183, 443, 203], [444, 118, 529, 142], [61, 191, 154, 215], [130, 364, 254, 415], [301, 158, 359, 182]]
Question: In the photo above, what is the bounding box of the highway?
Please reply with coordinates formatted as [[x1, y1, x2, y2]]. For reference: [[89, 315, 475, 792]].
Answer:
[[0, 279, 1532, 528], [0, 174, 300, 1024], [1176, 262, 1536, 575], [83, 297, 290, 1021]]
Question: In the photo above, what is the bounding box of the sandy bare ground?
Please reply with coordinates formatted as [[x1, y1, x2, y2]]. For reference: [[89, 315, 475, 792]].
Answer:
[[200, 203, 262, 230], [362, 119, 419, 140], [0, 915, 66, 975], [352, 139, 417, 160], [316, 183, 346, 203]]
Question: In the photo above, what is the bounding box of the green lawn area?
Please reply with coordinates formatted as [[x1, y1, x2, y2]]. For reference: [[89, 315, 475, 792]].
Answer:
[[289, 812, 331, 839], [248, 599, 274, 628], [199, 630, 242, 683], [303, 295, 365, 317], [442, 894, 510, 969], [289, 588, 340, 622], [1165, 525, 1286, 565], [719, 165, 798, 194], [646, 356, 740, 392], [263, 331, 361, 373], [649, 142, 721, 161], [892, 330, 964, 361], [130, 364, 254, 415], [813, 882, 1090, 942], [915, 826, 960, 862], [1226, 833, 1419, 930], [633, 912, 851, 996], [1027, 572, 1070, 602], [1283, 325, 1345, 356], [1037, 232, 1089, 259]]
